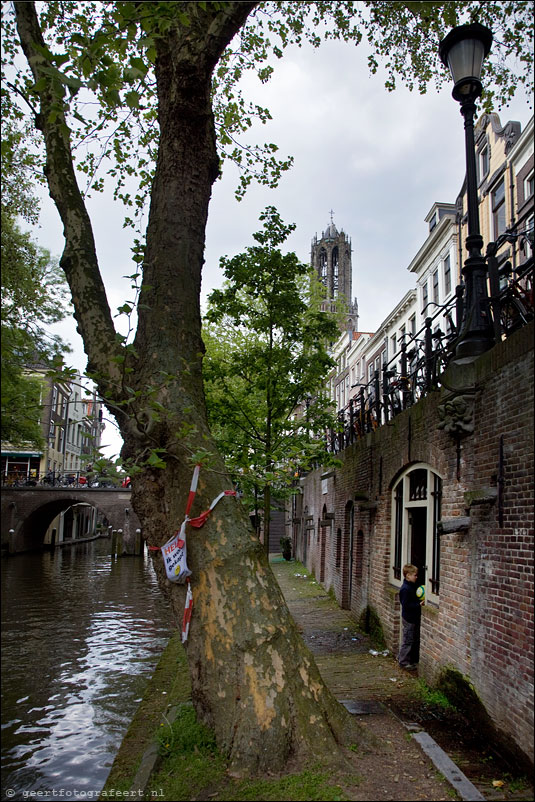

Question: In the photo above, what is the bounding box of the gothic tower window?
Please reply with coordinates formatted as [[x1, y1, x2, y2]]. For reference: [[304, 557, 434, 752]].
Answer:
[[319, 249, 327, 287], [332, 247, 339, 296]]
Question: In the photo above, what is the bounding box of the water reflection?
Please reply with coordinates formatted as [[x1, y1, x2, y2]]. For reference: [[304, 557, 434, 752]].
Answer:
[[1, 539, 173, 800]]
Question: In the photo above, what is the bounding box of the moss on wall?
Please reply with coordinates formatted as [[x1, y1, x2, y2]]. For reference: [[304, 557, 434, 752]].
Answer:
[[358, 605, 386, 647]]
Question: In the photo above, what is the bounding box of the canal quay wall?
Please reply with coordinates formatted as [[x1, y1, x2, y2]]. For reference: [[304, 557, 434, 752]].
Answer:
[[1, 487, 141, 554], [290, 321, 534, 770]]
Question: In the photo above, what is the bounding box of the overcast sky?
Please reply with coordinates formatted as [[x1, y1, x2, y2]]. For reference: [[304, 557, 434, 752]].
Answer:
[[31, 29, 533, 460]]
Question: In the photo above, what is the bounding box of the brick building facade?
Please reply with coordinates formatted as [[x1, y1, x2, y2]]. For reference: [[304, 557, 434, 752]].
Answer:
[[290, 321, 533, 767]]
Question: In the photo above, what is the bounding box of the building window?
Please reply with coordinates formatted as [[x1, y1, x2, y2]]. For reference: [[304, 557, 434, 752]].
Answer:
[[492, 178, 506, 238], [478, 144, 489, 183], [525, 170, 534, 200], [432, 270, 439, 305], [409, 315, 416, 336], [422, 281, 428, 314], [390, 464, 442, 600], [524, 215, 534, 258], [444, 254, 451, 296]]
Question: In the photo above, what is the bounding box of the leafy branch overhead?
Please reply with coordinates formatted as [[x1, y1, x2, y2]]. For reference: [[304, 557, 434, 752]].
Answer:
[[3, 3, 532, 230]]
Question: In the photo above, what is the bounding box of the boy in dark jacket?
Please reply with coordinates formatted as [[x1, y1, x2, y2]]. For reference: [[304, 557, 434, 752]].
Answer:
[[398, 563, 423, 670]]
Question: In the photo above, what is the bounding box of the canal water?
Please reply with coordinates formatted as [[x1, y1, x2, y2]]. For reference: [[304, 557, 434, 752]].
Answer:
[[1, 538, 174, 801]]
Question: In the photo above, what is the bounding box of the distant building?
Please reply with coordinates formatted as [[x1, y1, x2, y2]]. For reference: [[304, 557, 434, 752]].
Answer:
[[311, 216, 359, 332], [323, 112, 533, 427], [458, 112, 533, 286], [1, 368, 105, 483]]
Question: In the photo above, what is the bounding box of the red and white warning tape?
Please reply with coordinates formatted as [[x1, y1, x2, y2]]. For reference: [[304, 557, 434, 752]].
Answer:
[[181, 579, 194, 643], [189, 489, 237, 528], [184, 463, 200, 517], [148, 465, 236, 642]]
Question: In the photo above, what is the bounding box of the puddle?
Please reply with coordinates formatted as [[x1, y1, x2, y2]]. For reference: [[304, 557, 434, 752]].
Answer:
[[303, 629, 367, 654]]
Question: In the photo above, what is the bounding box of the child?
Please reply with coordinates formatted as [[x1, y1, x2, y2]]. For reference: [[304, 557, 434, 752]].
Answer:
[[398, 563, 423, 670]]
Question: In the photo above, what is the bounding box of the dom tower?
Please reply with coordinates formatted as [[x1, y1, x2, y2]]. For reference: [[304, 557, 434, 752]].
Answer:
[[311, 215, 358, 332]]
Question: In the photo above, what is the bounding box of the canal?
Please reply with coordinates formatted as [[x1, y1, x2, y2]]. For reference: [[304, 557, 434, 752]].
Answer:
[[1, 538, 173, 801]]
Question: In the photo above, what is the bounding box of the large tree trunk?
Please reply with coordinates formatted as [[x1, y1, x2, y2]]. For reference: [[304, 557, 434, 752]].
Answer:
[[15, 0, 355, 775]]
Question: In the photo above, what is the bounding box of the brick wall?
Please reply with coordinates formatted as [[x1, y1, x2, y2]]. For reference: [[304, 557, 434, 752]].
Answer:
[[294, 322, 534, 765]]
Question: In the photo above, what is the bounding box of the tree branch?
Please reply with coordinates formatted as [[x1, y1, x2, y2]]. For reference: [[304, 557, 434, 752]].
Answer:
[[13, 1, 124, 401]]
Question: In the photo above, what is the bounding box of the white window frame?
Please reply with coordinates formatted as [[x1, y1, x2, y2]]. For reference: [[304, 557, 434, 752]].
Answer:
[[390, 463, 443, 605], [524, 170, 534, 200], [443, 253, 452, 297]]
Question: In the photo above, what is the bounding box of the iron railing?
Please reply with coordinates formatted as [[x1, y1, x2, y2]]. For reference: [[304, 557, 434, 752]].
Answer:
[[327, 246, 533, 454]]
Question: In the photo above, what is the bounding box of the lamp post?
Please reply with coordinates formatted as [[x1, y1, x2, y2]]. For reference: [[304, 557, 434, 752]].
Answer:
[[439, 22, 495, 359]]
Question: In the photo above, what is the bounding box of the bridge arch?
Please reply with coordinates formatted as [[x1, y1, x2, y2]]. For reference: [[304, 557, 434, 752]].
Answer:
[[1, 488, 140, 553]]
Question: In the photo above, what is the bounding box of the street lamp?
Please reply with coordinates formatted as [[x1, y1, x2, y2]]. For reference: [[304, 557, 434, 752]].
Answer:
[[439, 23, 494, 359]]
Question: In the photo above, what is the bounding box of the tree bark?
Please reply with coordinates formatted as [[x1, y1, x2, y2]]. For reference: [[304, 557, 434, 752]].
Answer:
[[14, 0, 355, 775]]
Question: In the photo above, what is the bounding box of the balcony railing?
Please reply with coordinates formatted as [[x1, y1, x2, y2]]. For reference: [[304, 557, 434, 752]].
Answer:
[[327, 248, 533, 454]]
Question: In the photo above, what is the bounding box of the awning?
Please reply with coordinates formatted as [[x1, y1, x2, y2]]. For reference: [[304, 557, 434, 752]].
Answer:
[[1, 451, 43, 458]]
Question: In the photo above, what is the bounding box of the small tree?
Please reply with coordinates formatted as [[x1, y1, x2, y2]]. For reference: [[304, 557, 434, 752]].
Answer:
[[204, 207, 340, 550]]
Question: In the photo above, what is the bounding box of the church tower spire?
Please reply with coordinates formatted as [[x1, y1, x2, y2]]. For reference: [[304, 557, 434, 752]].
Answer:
[[311, 215, 358, 332]]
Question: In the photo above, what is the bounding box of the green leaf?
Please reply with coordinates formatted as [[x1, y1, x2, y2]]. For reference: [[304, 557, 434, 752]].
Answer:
[[125, 90, 140, 109], [147, 451, 167, 469]]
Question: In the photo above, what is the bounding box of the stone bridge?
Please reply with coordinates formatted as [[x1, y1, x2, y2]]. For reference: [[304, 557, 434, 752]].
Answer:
[[1, 486, 141, 553]]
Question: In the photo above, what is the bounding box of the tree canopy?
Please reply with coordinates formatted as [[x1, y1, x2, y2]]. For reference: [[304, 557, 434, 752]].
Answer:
[[203, 207, 340, 541], [1, 115, 71, 448], [2, 2, 533, 228]]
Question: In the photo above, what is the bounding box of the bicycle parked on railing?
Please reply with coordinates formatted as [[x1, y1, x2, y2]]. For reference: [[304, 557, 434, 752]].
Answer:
[[498, 258, 534, 337]]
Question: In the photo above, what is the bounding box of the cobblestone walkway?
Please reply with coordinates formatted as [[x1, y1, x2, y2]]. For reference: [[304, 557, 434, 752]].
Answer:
[[271, 557, 533, 802], [271, 557, 456, 801]]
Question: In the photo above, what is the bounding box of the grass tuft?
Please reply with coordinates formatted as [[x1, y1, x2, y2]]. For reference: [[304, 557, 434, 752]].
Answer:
[[157, 703, 217, 757], [413, 678, 456, 711], [217, 768, 351, 801]]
